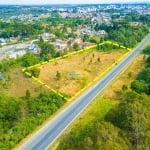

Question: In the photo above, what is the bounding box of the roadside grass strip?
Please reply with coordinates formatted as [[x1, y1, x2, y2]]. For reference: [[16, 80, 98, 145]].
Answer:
[[22, 41, 131, 102]]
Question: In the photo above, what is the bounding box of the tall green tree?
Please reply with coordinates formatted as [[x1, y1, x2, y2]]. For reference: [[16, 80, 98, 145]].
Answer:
[[22, 52, 40, 67], [106, 92, 150, 150], [58, 121, 129, 150], [38, 42, 56, 60], [131, 80, 149, 94]]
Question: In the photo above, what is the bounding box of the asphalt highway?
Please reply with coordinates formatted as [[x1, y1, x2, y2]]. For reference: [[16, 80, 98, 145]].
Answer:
[[18, 34, 150, 150]]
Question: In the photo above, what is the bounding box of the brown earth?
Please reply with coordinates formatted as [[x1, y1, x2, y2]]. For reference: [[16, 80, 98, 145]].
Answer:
[[39, 50, 125, 97]]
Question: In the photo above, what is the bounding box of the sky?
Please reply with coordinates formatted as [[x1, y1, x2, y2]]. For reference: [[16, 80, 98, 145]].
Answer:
[[0, 0, 150, 5]]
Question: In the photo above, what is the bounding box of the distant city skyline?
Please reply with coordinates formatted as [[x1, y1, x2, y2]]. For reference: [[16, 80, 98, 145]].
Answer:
[[0, 0, 150, 5]]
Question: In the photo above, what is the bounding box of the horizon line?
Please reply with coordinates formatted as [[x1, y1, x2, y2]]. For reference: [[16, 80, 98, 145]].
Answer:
[[0, 2, 150, 6], [0, 2, 150, 5]]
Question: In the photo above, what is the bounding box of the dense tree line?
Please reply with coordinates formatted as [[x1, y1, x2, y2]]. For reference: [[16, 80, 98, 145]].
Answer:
[[96, 20, 149, 48], [125, 13, 150, 26], [0, 53, 40, 71], [0, 92, 66, 149], [131, 45, 150, 95], [97, 43, 121, 52], [46, 15, 90, 29], [0, 21, 43, 39]]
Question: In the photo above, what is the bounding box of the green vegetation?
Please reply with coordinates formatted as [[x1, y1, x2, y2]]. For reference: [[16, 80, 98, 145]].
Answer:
[[0, 20, 42, 39], [125, 13, 150, 26], [56, 71, 61, 80], [130, 45, 150, 95], [57, 46, 150, 150], [21, 44, 57, 67], [21, 52, 40, 67], [0, 94, 20, 130], [72, 42, 79, 51], [0, 9, 150, 150], [106, 91, 150, 150], [57, 99, 129, 150], [29, 67, 40, 78], [38, 41, 56, 60], [0, 92, 66, 150], [142, 45, 150, 55], [97, 43, 121, 51], [96, 20, 148, 48], [0, 53, 67, 150], [131, 80, 149, 94], [59, 121, 129, 150], [0, 58, 21, 72]]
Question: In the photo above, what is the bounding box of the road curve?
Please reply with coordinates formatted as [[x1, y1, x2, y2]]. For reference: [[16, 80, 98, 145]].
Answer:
[[18, 34, 150, 150]]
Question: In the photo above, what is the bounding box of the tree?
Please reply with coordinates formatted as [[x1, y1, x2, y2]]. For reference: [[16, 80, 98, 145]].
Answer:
[[38, 41, 56, 59], [143, 45, 150, 55], [95, 122, 129, 150], [106, 95, 150, 150], [83, 137, 94, 150], [122, 85, 128, 91], [22, 52, 40, 67], [72, 42, 79, 51], [94, 23, 100, 31], [0, 94, 19, 128], [146, 56, 150, 67], [131, 80, 149, 94], [138, 68, 150, 83], [25, 89, 31, 99], [82, 34, 90, 42], [97, 57, 101, 62], [29, 67, 40, 78], [56, 71, 61, 80], [57, 121, 129, 150]]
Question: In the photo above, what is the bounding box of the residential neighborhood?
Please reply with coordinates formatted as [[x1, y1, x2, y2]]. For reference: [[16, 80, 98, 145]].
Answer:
[[0, 3, 150, 59]]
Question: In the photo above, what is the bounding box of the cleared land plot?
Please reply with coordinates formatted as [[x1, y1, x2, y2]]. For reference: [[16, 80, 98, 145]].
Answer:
[[39, 50, 125, 97]]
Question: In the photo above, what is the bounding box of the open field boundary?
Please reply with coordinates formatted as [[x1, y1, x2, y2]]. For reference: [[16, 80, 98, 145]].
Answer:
[[22, 41, 132, 101]]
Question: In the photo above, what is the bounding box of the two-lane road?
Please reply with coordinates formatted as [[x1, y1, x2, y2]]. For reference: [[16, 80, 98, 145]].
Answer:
[[18, 34, 150, 150]]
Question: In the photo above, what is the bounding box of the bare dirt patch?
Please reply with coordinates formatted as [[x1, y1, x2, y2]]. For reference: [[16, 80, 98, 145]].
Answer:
[[39, 50, 125, 97]]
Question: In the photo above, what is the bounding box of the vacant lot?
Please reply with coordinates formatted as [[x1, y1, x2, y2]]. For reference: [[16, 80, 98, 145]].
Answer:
[[0, 68, 48, 97], [39, 50, 125, 97]]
